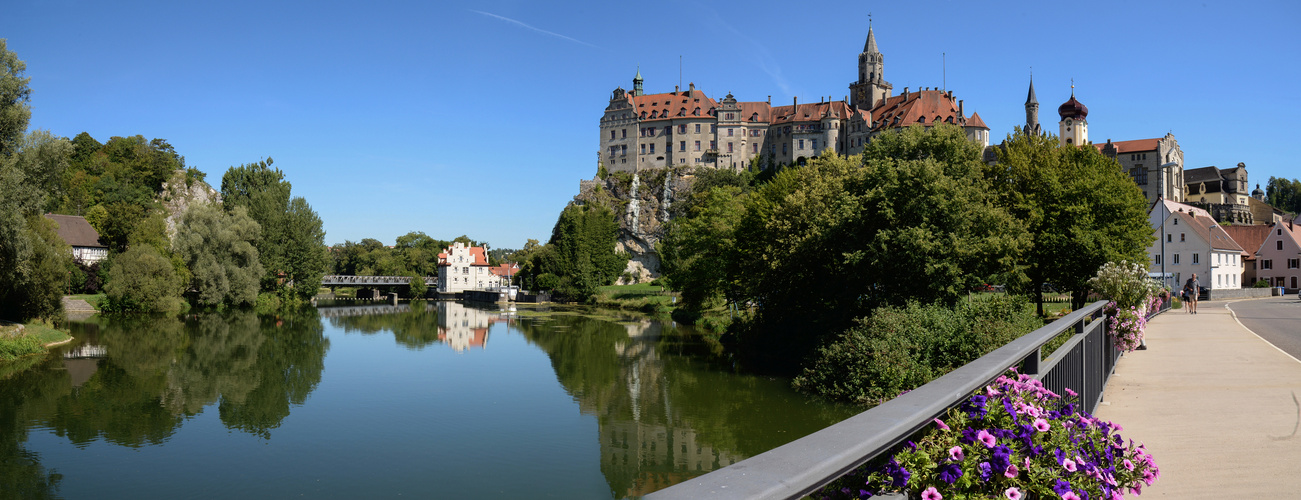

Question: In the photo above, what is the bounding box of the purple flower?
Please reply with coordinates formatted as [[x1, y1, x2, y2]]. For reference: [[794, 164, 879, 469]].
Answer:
[[1052, 479, 1072, 495], [933, 418, 950, 431], [1063, 458, 1077, 472], [978, 461, 993, 481], [977, 430, 997, 448], [921, 487, 942, 500], [948, 446, 964, 461], [938, 463, 963, 484], [1062, 493, 1081, 500], [1004, 464, 1019, 479], [1004, 487, 1022, 500], [1123, 459, 1135, 471]]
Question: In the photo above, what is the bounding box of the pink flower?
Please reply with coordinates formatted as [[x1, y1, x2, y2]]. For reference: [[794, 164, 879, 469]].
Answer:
[[1033, 418, 1050, 432], [948, 446, 964, 461], [1063, 458, 1077, 472], [1004, 464, 1019, 478], [977, 430, 997, 448], [921, 486, 942, 500], [933, 418, 950, 431], [1062, 492, 1081, 500], [1004, 487, 1022, 500], [1123, 459, 1135, 471]]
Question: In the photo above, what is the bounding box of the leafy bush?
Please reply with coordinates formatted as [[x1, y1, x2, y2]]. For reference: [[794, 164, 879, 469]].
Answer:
[[103, 245, 184, 313], [793, 295, 1041, 405], [1087, 261, 1160, 309], [1253, 279, 1271, 288]]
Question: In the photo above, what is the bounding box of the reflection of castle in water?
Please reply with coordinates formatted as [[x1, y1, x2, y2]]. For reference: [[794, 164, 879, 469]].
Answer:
[[595, 320, 743, 498], [436, 301, 515, 352]]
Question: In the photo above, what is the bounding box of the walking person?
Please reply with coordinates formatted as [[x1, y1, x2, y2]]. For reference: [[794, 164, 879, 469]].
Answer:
[[1184, 273, 1199, 314]]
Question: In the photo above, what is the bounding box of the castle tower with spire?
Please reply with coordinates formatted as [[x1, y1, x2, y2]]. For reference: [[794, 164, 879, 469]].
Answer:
[[849, 24, 892, 110], [632, 68, 643, 96], [1058, 85, 1088, 146], [1025, 76, 1041, 135]]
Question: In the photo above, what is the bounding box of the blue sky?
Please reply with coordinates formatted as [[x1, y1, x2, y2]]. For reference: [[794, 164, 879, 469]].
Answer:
[[5, 0, 1298, 249]]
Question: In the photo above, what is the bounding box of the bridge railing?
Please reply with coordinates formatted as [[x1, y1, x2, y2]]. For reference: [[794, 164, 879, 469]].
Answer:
[[646, 300, 1122, 500], [320, 275, 438, 286]]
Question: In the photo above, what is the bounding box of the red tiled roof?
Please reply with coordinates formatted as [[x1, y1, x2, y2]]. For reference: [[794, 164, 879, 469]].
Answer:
[[437, 245, 489, 266], [770, 101, 853, 125], [966, 112, 988, 130], [870, 90, 966, 131], [738, 101, 772, 123], [1221, 225, 1271, 259], [632, 89, 718, 122], [1174, 211, 1243, 252], [1095, 138, 1160, 154], [488, 263, 519, 277]]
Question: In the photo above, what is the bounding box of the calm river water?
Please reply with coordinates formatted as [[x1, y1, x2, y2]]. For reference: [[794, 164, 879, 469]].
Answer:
[[0, 301, 857, 499]]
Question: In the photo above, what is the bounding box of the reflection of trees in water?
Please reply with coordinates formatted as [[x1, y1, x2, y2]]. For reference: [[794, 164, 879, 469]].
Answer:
[[517, 314, 853, 497], [327, 301, 443, 349], [0, 359, 66, 500]]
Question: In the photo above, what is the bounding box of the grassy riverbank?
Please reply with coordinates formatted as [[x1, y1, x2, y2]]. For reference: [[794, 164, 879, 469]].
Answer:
[[0, 320, 72, 362], [592, 283, 677, 314]]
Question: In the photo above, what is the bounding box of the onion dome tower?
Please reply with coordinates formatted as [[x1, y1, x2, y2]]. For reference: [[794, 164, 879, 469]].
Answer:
[[1058, 84, 1088, 146]]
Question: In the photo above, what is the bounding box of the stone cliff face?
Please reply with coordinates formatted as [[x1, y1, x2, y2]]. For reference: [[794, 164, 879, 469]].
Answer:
[[573, 168, 695, 284], [158, 169, 222, 240]]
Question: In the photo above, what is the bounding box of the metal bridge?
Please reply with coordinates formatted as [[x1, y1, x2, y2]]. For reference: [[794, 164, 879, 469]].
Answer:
[[320, 275, 437, 287]]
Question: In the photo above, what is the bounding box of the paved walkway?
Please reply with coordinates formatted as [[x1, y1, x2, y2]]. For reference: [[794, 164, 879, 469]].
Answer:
[[1095, 299, 1301, 498]]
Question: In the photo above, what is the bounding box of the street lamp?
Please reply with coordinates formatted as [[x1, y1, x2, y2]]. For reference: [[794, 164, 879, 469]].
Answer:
[[1159, 161, 1179, 289]]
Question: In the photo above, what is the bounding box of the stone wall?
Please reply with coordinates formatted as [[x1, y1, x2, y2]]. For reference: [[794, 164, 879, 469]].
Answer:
[[1206, 287, 1277, 300]]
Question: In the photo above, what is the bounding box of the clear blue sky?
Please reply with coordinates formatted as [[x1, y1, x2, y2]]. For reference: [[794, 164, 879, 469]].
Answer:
[[5, 0, 1298, 249]]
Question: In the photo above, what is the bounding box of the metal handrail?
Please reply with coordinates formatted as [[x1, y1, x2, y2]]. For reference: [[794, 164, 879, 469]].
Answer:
[[646, 300, 1112, 500]]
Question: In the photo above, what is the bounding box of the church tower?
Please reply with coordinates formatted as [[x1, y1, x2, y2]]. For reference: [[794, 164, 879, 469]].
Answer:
[[849, 24, 892, 110], [632, 67, 644, 97], [1058, 86, 1088, 146], [1025, 76, 1041, 135]]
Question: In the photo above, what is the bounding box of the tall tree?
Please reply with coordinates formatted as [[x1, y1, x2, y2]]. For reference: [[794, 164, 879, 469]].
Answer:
[[0, 39, 31, 158], [221, 158, 290, 290], [1266, 176, 1301, 215], [280, 196, 329, 300], [988, 128, 1153, 313], [173, 203, 264, 307]]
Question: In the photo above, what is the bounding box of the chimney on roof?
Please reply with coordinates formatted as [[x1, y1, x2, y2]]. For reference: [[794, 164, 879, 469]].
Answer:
[[767, 95, 771, 104], [794, 96, 797, 109], [689, 82, 695, 93], [959, 99, 964, 117], [673, 85, 679, 95], [903, 87, 909, 98]]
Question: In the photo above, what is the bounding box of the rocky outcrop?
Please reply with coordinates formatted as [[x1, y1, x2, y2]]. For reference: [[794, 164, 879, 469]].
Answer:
[[158, 169, 222, 240], [572, 167, 696, 283]]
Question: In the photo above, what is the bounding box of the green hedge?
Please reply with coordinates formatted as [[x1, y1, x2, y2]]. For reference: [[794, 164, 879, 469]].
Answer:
[[792, 295, 1041, 406]]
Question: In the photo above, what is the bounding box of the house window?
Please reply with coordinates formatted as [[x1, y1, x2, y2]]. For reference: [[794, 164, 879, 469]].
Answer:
[[1180, 233, 1185, 242], [621, 129, 627, 138], [1289, 258, 1300, 269], [798, 139, 805, 149], [680, 141, 686, 152], [695, 124, 701, 133], [694, 141, 701, 151], [1279, 241, 1285, 251], [1173, 254, 1180, 264], [752, 144, 759, 153], [620, 145, 627, 155], [1167, 234, 1172, 243], [1262, 260, 1272, 270], [641, 144, 646, 154], [463, 267, 469, 274], [1154, 254, 1162, 265], [650, 144, 655, 154], [679, 124, 687, 134], [610, 130, 615, 140], [728, 128, 734, 137], [710, 140, 716, 150], [727, 142, 733, 153], [1193, 253, 1199, 264]]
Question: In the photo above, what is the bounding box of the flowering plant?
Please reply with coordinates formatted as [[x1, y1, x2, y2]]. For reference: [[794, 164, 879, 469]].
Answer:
[[821, 370, 1158, 500], [1106, 302, 1146, 352]]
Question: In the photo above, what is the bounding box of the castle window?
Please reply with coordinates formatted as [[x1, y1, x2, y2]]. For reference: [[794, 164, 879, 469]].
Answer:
[[727, 142, 733, 153], [753, 144, 759, 153], [610, 130, 616, 140], [680, 141, 686, 152], [694, 107, 701, 116], [641, 144, 646, 154], [694, 141, 700, 151], [621, 129, 627, 138], [812, 139, 818, 150], [621, 145, 627, 156], [728, 128, 734, 137], [695, 124, 701, 133], [679, 124, 687, 134], [710, 140, 716, 150], [711, 124, 717, 133], [640, 111, 646, 119], [650, 144, 655, 154], [798, 139, 805, 149]]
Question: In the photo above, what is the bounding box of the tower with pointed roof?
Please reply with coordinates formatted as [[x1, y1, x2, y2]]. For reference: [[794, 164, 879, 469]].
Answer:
[[849, 23, 892, 110], [1025, 76, 1041, 136], [1058, 85, 1088, 147], [632, 68, 644, 97]]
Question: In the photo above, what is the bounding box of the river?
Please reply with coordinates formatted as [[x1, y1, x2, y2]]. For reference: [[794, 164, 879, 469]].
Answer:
[[0, 301, 857, 499]]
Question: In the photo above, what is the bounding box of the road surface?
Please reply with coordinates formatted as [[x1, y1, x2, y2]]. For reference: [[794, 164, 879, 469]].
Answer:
[[1226, 296, 1301, 361]]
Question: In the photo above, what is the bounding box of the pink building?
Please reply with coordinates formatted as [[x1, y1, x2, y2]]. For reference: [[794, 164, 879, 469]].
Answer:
[[1254, 221, 1301, 291]]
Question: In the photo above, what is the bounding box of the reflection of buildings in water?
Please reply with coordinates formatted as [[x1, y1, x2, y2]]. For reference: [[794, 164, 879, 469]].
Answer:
[[435, 301, 516, 352], [598, 321, 742, 498], [62, 343, 107, 388]]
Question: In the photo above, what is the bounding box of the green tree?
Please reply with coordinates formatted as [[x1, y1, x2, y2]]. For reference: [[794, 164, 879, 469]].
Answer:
[[0, 39, 31, 158], [532, 203, 629, 302], [280, 196, 329, 301], [660, 185, 747, 313], [988, 129, 1153, 312], [12, 130, 70, 212], [103, 245, 184, 313], [221, 158, 290, 290], [1265, 176, 1301, 215], [407, 272, 428, 298], [727, 126, 1026, 373], [173, 203, 264, 307]]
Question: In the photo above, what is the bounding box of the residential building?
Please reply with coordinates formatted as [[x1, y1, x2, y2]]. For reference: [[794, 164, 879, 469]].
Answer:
[[437, 242, 505, 294], [1255, 221, 1301, 291], [599, 25, 989, 173], [1148, 203, 1243, 289], [44, 214, 108, 264], [1221, 224, 1272, 286]]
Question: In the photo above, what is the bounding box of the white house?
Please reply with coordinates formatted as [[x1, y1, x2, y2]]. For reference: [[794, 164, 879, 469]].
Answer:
[[1149, 207, 1243, 290], [436, 242, 504, 294], [44, 214, 108, 264]]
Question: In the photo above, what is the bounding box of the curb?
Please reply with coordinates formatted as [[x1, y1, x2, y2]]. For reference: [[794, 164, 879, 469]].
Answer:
[[1224, 301, 1301, 366]]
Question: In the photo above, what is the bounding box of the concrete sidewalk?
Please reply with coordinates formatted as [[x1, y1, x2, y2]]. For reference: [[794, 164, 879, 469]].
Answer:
[[1094, 299, 1301, 498]]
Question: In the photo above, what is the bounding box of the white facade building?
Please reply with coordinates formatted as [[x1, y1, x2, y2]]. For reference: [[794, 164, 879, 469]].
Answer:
[[437, 242, 503, 294], [1149, 206, 1243, 290]]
